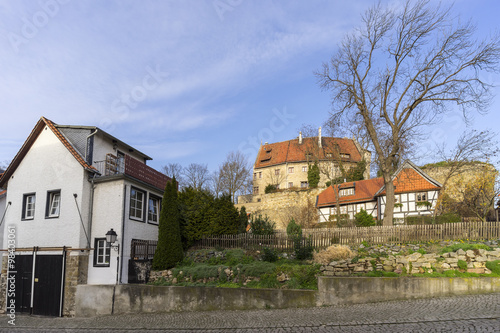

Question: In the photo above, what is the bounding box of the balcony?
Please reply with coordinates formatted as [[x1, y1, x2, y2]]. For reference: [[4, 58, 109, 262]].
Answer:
[[94, 153, 169, 190]]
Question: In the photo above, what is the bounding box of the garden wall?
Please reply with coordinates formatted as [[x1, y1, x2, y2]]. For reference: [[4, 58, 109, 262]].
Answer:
[[75, 277, 500, 317]]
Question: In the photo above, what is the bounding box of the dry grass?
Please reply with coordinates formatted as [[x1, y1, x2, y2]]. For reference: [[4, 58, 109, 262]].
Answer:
[[313, 245, 354, 265]]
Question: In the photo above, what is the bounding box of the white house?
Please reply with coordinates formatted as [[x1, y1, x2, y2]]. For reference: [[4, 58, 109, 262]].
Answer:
[[316, 160, 442, 224], [0, 117, 169, 316]]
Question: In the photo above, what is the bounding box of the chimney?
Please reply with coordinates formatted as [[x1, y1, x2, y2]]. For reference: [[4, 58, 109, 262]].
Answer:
[[299, 131, 303, 144], [318, 127, 322, 148]]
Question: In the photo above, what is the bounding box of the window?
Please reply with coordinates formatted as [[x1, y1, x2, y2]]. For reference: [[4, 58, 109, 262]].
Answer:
[[130, 187, 145, 221], [46, 190, 61, 218], [288, 167, 294, 174], [93, 238, 111, 267], [326, 153, 333, 158], [416, 192, 427, 202], [253, 186, 259, 194], [258, 172, 262, 179], [22, 193, 36, 220], [254, 173, 257, 179], [339, 188, 355, 197], [148, 195, 160, 224], [301, 181, 308, 188], [340, 153, 350, 159], [275, 169, 280, 175], [394, 195, 400, 203], [288, 182, 293, 188], [302, 166, 308, 172]]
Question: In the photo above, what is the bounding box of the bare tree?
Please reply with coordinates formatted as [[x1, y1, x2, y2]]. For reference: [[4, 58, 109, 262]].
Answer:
[[161, 162, 184, 188], [182, 163, 210, 191], [316, 0, 500, 225], [218, 151, 252, 203], [265, 168, 286, 189], [210, 169, 225, 198], [432, 130, 499, 215]]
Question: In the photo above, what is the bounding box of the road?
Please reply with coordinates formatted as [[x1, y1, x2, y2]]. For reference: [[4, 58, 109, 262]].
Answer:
[[1, 293, 499, 332]]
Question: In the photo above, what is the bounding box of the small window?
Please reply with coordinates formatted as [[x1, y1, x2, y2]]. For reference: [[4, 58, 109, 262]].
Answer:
[[130, 187, 145, 221], [340, 153, 350, 159], [288, 182, 293, 188], [148, 195, 160, 224], [288, 167, 294, 174], [301, 181, 308, 188], [46, 190, 61, 218], [302, 166, 308, 172], [339, 188, 355, 197], [275, 169, 280, 175], [416, 192, 427, 202], [93, 238, 111, 267], [22, 193, 36, 220], [326, 153, 333, 158], [254, 173, 257, 179], [253, 186, 259, 195], [258, 172, 262, 179]]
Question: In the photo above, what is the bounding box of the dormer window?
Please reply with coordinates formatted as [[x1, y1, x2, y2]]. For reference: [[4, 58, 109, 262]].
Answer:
[[339, 188, 355, 197], [340, 153, 350, 159]]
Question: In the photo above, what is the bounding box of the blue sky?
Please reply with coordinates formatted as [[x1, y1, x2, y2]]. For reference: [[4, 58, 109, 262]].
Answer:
[[0, 0, 499, 173]]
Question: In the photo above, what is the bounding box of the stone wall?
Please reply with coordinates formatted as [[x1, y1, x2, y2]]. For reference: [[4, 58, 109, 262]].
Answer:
[[236, 188, 323, 229], [63, 253, 89, 317], [319, 244, 500, 276]]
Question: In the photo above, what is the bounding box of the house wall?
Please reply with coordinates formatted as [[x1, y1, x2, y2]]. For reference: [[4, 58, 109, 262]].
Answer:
[[379, 190, 440, 222], [318, 201, 377, 222], [87, 179, 161, 284], [92, 132, 147, 165], [0, 194, 6, 251], [1, 126, 89, 249]]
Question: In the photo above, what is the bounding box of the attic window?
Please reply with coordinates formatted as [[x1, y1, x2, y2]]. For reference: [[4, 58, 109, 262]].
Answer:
[[326, 153, 333, 158], [266, 149, 272, 153], [260, 157, 271, 162], [339, 188, 354, 197], [340, 153, 350, 159]]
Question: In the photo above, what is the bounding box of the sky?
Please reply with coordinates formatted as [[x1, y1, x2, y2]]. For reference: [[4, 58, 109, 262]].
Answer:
[[0, 0, 499, 174]]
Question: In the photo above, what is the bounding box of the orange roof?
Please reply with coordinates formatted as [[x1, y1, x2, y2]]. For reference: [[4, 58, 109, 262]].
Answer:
[[0, 190, 6, 197], [254, 137, 363, 169], [317, 178, 384, 207], [316, 160, 442, 208], [379, 167, 441, 195], [0, 117, 97, 188]]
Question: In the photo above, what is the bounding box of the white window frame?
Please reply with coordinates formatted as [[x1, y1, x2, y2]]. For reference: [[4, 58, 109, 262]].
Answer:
[[288, 167, 294, 174], [416, 192, 427, 202], [130, 187, 145, 221], [339, 188, 355, 197], [148, 195, 160, 224], [46, 190, 61, 218], [23, 193, 36, 220], [300, 181, 308, 188], [94, 238, 111, 267], [302, 166, 307, 172]]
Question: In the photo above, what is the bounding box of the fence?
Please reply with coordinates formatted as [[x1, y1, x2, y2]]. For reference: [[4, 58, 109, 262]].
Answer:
[[130, 222, 500, 256], [130, 239, 157, 260]]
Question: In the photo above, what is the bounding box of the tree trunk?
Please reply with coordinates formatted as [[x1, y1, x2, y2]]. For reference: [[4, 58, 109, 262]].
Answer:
[[382, 175, 395, 226]]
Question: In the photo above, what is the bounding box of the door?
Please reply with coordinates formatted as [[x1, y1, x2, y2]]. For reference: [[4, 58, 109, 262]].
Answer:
[[10, 255, 33, 314], [32, 255, 64, 316]]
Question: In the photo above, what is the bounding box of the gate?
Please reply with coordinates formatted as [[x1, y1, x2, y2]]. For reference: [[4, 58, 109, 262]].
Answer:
[[8, 249, 66, 317]]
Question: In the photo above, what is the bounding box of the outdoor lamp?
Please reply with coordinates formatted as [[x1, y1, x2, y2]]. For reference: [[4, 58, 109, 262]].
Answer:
[[106, 228, 118, 249]]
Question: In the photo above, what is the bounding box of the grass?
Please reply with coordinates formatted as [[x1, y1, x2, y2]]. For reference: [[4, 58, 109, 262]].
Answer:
[[439, 243, 492, 254]]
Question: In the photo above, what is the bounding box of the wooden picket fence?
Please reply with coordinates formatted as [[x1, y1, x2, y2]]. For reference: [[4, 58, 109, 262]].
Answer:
[[130, 222, 500, 257]]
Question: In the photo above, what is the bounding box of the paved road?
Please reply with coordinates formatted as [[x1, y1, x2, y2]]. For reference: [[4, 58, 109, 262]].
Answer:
[[1, 293, 499, 332]]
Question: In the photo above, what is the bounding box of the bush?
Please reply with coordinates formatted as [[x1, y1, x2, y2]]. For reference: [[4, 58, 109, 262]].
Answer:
[[354, 209, 375, 227], [249, 215, 275, 235], [262, 247, 279, 262], [457, 260, 468, 271], [265, 184, 277, 194], [313, 245, 354, 265], [286, 218, 302, 237], [294, 236, 314, 260], [307, 162, 320, 188]]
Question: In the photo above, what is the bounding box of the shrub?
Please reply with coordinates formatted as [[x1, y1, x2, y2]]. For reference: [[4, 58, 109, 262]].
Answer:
[[307, 162, 320, 188], [457, 260, 468, 271], [354, 209, 376, 227], [294, 236, 314, 260], [249, 215, 275, 235], [265, 184, 277, 194], [262, 247, 279, 262], [313, 245, 354, 265], [486, 260, 500, 275], [440, 243, 492, 254], [325, 180, 332, 187], [286, 218, 302, 237]]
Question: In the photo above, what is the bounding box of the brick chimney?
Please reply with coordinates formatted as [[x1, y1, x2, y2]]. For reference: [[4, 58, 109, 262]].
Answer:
[[299, 131, 303, 144], [318, 127, 322, 148]]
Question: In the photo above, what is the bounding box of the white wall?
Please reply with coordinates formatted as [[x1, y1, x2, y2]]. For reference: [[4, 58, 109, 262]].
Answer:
[[92, 132, 147, 165], [87, 179, 161, 284], [2, 126, 89, 249]]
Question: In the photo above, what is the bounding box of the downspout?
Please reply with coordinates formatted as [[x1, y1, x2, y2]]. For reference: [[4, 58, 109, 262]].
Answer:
[[119, 184, 127, 284], [87, 174, 96, 249]]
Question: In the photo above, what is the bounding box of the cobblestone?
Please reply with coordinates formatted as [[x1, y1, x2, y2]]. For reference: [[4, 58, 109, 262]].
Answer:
[[0, 293, 499, 332]]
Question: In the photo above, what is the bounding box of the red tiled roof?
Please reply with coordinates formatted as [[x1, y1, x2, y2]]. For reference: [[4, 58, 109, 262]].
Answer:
[[379, 168, 441, 195], [0, 190, 6, 197], [317, 177, 384, 207], [316, 161, 442, 208], [254, 137, 363, 169]]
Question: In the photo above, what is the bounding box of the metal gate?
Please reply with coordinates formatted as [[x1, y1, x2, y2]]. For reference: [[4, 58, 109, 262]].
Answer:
[[8, 248, 66, 317]]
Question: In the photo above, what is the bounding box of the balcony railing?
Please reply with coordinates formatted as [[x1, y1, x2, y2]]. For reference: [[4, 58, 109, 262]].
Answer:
[[94, 153, 169, 190]]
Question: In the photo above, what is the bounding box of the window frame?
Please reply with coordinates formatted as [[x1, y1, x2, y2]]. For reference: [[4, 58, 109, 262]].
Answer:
[[288, 167, 294, 174], [253, 186, 259, 194], [416, 192, 427, 202], [45, 190, 61, 219], [129, 187, 146, 222], [300, 181, 308, 188], [22, 193, 36, 220], [93, 238, 111, 267], [288, 182, 293, 188], [302, 166, 308, 172], [147, 194, 161, 225], [339, 188, 355, 197]]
